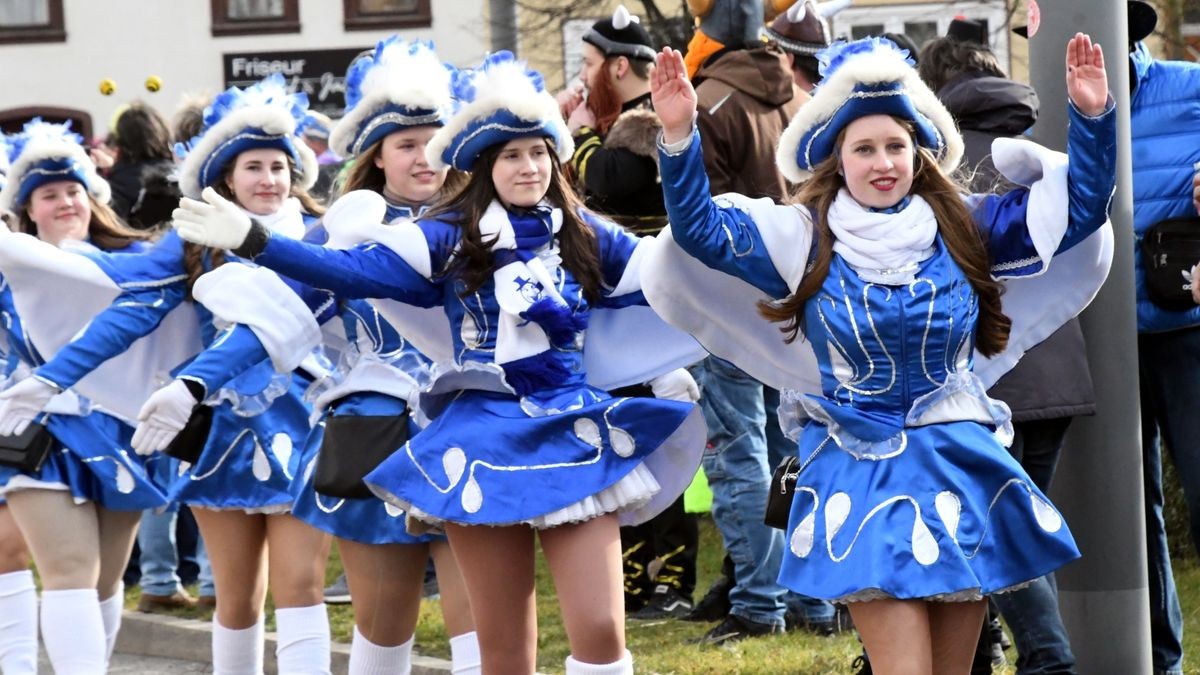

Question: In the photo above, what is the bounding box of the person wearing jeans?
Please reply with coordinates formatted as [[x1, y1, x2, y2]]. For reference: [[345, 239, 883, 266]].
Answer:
[[137, 456, 214, 610], [694, 356, 786, 635]]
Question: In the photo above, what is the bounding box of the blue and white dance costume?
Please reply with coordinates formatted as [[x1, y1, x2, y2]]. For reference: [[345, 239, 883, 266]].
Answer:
[[11, 225, 321, 514], [198, 203, 441, 543], [642, 93, 1117, 599], [0, 267, 167, 512], [229, 197, 707, 530]]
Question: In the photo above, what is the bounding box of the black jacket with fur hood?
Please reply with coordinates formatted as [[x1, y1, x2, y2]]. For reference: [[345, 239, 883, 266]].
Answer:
[[569, 94, 666, 235]]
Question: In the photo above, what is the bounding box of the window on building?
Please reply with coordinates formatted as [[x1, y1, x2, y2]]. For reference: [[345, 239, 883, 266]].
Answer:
[[0, 106, 92, 140], [343, 0, 431, 31], [851, 23, 885, 40], [903, 20, 940, 51], [831, 1, 1012, 72], [211, 0, 300, 36], [0, 0, 65, 44]]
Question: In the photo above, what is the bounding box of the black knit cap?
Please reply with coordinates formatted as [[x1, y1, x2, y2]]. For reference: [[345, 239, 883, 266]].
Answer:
[[583, 5, 656, 61]]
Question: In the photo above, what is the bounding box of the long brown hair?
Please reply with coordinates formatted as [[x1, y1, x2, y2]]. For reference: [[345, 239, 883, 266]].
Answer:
[[426, 138, 603, 303], [19, 191, 150, 250], [758, 121, 1011, 356], [182, 153, 326, 296]]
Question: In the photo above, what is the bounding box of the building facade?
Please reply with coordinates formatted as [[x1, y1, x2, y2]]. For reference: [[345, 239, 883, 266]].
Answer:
[[0, 0, 486, 139]]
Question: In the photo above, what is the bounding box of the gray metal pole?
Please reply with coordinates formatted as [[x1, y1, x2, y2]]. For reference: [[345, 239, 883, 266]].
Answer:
[[1027, 3, 1151, 673], [489, 0, 519, 54]]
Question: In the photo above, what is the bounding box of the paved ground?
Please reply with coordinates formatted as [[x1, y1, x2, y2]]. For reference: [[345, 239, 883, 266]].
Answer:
[[40, 650, 213, 673]]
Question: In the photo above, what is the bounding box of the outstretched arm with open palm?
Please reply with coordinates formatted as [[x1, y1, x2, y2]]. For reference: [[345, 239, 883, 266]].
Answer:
[[650, 47, 698, 145], [1066, 32, 1109, 116]]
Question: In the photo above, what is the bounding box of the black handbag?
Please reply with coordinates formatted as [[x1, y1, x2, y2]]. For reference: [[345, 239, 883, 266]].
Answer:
[[1141, 216, 1200, 311], [764, 455, 801, 530], [313, 404, 410, 500], [163, 405, 214, 464], [0, 422, 54, 472]]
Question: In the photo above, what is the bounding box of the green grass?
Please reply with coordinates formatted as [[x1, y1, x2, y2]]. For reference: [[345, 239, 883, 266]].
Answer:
[[125, 512, 1200, 673]]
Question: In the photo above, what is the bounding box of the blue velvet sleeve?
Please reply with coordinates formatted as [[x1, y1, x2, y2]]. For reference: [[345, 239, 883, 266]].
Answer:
[[972, 101, 1117, 274], [658, 129, 792, 299], [251, 234, 442, 307], [589, 214, 648, 309], [34, 283, 188, 390], [176, 324, 270, 396]]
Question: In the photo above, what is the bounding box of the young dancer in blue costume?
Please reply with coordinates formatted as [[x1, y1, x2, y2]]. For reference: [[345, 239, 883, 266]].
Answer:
[[0, 120, 167, 674], [0, 77, 336, 675], [174, 52, 707, 675], [643, 35, 1115, 673], [284, 38, 480, 675]]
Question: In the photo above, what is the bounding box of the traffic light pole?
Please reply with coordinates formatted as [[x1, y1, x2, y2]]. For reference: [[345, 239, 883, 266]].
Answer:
[[1026, 2, 1152, 672]]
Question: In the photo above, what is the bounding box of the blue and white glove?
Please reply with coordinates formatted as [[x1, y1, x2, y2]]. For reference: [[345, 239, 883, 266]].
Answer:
[[649, 367, 700, 403], [173, 187, 252, 250], [0, 377, 57, 436], [131, 379, 198, 456]]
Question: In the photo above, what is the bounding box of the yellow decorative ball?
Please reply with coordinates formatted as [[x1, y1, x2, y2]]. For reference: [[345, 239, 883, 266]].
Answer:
[[145, 75, 162, 93], [99, 78, 116, 96]]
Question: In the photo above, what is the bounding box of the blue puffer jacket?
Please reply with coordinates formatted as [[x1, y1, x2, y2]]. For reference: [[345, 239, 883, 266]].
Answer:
[[1131, 42, 1200, 332]]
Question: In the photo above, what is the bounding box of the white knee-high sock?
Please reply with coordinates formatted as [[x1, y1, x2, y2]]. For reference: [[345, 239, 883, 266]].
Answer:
[[349, 626, 413, 675], [213, 616, 265, 675], [275, 604, 331, 675], [564, 650, 634, 675], [449, 631, 481, 675], [0, 570, 37, 675], [100, 580, 124, 664], [41, 588, 106, 674]]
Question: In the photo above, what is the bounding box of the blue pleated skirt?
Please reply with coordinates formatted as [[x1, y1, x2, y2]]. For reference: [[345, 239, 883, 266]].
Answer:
[[0, 411, 167, 511], [364, 386, 704, 528], [777, 420, 1079, 602], [291, 392, 441, 545]]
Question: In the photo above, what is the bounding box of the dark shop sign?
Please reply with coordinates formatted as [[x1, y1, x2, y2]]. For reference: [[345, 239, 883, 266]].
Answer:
[[223, 47, 369, 116]]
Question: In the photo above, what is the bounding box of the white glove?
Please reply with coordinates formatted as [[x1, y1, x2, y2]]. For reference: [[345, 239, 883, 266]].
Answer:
[[0, 377, 58, 436], [131, 379, 198, 456], [649, 368, 700, 403], [1190, 263, 1200, 305], [172, 186, 252, 250]]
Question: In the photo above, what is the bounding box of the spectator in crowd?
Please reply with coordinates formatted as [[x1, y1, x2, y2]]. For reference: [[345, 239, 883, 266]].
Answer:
[[1121, 1, 1200, 673], [682, 0, 836, 644], [559, 5, 703, 621], [101, 102, 176, 227], [763, 0, 850, 92], [302, 111, 343, 203]]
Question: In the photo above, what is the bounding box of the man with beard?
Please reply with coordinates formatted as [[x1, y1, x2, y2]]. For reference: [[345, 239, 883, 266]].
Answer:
[[558, 5, 702, 621]]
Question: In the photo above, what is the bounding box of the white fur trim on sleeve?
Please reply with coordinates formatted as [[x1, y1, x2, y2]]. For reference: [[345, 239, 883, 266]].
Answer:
[[192, 263, 322, 373]]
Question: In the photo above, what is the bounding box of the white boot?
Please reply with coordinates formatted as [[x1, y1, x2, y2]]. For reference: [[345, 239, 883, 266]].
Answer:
[[564, 650, 634, 674], [41, 588, 106, 674], [212, 616, 265, 675], [449, 630, 481, 675], [275, 604, 331, 674], [99, 580, 124, 665], [349, 626, 413, 675], [0, 570, 37, 674]]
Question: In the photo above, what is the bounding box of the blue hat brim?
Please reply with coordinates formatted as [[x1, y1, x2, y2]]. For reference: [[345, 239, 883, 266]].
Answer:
[[797, 82, 943, 172], [439, 109, 567, 172], [14, 157, 96, 208], [348, 103, 445, 157], [197, 130, 304, 191]]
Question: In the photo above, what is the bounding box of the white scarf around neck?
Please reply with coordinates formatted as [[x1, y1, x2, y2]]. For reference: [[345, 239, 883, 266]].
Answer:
[[242, 197, 305, 240], [478, 200, 571, 365], [828, 189, 937, 285]]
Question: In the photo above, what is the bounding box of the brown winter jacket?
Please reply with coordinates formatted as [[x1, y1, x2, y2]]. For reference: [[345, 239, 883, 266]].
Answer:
[[693, 45, 808, 200]]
